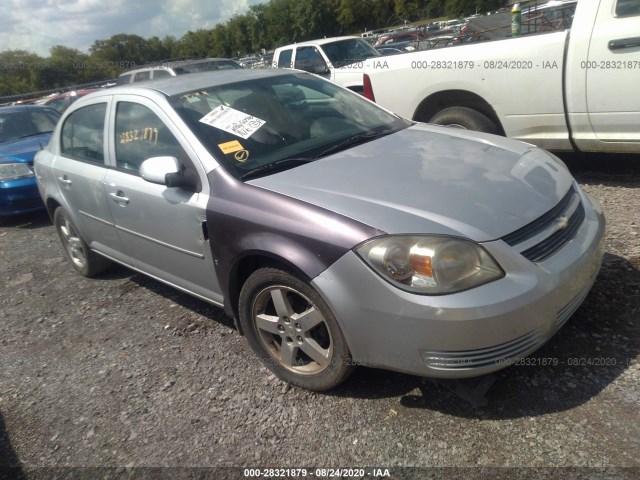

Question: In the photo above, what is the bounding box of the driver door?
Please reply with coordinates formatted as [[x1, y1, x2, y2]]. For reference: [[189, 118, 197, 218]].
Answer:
[[103, 95, 222, 304]]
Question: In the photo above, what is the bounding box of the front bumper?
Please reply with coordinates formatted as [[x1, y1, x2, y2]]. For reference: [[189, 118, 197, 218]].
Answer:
[[312, 191, 605, 379], [0, 176, 44, 216]]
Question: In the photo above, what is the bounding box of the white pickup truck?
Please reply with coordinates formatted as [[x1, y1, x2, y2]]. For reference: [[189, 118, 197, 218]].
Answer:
[[364, 0, 640, 153], [272, 36, 383, 93]]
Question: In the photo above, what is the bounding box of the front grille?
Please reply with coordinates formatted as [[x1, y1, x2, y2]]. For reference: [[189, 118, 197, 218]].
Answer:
[[502, 185, 585, 262], [521, 203, 585, 262], [421, 330, 545, 370]]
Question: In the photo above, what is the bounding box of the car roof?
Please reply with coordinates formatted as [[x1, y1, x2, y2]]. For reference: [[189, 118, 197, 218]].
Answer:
[[86, 69, 300, 100], [119, 58, 236, 76]]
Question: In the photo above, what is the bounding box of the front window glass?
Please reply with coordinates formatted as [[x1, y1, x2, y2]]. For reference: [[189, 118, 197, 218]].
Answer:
[[114, 102, 185, 173], [294, 47, 327, 73], [616, 0, 640, 16], [322, 39, 380, 67], [171, 72, 409, 180], [61, 104, 106, 164]]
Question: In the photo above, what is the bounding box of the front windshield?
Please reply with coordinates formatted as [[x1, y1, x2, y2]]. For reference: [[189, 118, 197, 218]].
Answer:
[[0, 109, 60, 143], [171, 73, 409, 180], [322, 39, 381, 67]]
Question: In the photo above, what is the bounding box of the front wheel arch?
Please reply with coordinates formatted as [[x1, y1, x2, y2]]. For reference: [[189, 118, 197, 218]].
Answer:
[[238, 267, 355, 391], [226, 253, 313, 332]]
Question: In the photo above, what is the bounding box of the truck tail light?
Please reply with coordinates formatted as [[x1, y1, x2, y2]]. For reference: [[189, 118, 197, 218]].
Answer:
[[363, 74, 375, 102]]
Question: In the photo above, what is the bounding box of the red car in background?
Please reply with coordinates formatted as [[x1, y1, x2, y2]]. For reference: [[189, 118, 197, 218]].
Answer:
[[36, 90, 96, 113]]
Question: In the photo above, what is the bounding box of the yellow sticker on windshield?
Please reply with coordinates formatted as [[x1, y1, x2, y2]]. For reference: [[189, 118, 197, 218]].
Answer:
[[218, 140, 244, 154]]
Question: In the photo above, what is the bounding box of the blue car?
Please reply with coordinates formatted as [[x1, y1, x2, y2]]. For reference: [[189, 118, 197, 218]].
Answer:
[[0, 105, 60, 217]]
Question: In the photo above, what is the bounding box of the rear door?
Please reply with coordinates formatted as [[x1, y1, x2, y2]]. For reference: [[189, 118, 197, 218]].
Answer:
[[103, 95, 222, 304], [585, 0, 640, 145], [52, 98, 122, 256]]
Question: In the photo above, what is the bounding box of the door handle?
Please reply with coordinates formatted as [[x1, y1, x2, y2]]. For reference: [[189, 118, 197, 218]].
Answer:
[[58, 176, 72, 188], [109, 191, 130, 205], [608, 37, 640, 51]]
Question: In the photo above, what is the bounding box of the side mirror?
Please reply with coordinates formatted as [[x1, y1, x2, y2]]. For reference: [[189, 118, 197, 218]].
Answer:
[[139, 156, 179, 185], [309, 62, 330, 75]]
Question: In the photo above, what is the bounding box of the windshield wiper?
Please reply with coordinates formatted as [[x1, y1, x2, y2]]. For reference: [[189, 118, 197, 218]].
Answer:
[[240, 157, 315, 180], [240, 129, 398, 180], [315, 130, 393, 158]]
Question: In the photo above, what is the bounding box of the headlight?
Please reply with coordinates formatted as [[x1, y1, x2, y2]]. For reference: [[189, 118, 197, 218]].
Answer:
[[356, 235, 504, 295], [0, 163, 33, 180]]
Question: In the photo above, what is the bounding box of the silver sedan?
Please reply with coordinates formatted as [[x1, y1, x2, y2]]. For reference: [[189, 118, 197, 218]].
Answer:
[[34, 69, 605, 391]]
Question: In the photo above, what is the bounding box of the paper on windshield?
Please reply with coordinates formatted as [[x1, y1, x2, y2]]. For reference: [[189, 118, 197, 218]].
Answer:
[[199, 105, 266, 139]]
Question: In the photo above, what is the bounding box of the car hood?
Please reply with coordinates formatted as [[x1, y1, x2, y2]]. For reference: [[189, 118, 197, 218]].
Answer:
[[0, 154, 31, 165], [248, 124, 574, 242], [0, 133, 52, 163]]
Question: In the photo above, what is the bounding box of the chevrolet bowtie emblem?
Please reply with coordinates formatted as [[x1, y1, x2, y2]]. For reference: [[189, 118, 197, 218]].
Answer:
[[555, 215, 570, 231]]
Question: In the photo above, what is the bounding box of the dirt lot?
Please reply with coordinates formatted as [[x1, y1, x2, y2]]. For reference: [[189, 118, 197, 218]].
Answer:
[[1, 154, 639, 479]]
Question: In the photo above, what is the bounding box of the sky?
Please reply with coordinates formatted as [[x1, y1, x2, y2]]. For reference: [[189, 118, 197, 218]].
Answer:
[[0, 0, 263, 57]]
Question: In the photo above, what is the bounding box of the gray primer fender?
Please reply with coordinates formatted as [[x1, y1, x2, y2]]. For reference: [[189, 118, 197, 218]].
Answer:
[[205, 167, 385, 319]]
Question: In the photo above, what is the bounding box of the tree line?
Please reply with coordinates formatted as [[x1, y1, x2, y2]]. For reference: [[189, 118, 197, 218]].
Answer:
[[0, 0, 505, 98]]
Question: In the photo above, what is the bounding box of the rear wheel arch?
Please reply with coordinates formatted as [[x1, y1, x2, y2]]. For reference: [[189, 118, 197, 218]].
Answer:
[[45, 198, 62, 221], [413, 90, 505, 135], [53, 206, 111, 277]]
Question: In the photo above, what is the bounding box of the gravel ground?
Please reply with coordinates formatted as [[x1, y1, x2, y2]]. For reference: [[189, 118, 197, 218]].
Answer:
[[0, 154, 639, 479]]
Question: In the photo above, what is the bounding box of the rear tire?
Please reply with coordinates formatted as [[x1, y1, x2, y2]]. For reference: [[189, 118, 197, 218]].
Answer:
[[429, 106, 498, 134], [54, 207, 111, 277]]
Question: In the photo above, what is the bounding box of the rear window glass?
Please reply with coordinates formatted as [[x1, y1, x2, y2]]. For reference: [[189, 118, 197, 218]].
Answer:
[[277, 49, 293, 68], [153, 70, 173, 80], [61, 104, 106, 164], [116, 74, 132, 85], [134, 71, 151, 82]]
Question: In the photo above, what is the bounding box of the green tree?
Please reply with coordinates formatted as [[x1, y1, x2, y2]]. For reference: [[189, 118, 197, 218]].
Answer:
[[0, 50, 45, 96], [394, 0, 420, 21], [421, 0, 445, 18], [37, 46, 89, 89], [173, 30, 214, 58], [444, 0, 504, 18], [211, 25, 231, 57], [337, 0, 370, 31], [89, 34, 157, 76], [263, 0, 297, 47]]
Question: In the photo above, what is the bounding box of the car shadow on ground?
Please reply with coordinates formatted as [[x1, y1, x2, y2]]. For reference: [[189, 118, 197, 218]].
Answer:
[[125, 269, 236, 331], [328, 252, 639, 419], [560, 152, 640, 184], [0, 412, 24, 480], [0, 210, 51, 230]]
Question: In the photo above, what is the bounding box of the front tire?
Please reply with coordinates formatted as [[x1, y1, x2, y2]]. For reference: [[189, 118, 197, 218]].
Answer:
[[429, 106, 498, 134], [54, 207, 111, 277], [239, 268, 355, 391]]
